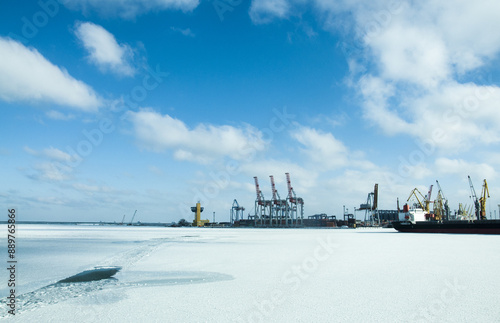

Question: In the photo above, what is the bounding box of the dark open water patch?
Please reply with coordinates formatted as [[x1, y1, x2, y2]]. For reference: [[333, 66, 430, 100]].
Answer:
[[0, 270, 233, 318], [57, 266, 122, 283]]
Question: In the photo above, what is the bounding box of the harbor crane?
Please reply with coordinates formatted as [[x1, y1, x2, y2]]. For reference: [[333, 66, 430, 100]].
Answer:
[[407, 185, 434, 219], [270, 175, 287, 226], [468, 176, 488, 220], [480, 179, 490, 220], [128, 210, 137, 225], [360, 184, 379, 225], [434, 180, 450, 221], [285, 172, 304, 226], [425, 185, 433, 213], [254, 176, 271, 226], [230, 199, 245, 224], [407, 188, 426, 211]]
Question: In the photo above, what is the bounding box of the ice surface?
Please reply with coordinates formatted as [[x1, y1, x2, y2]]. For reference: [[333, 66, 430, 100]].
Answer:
[[1, 225, 500, 322]]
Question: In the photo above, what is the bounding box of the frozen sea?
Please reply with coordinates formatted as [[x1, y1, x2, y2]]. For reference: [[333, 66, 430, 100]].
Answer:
[[1, 224, 499, 322]]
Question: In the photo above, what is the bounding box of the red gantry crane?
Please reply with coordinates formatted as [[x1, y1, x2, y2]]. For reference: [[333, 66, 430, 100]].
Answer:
[[285, 172, 304, 226]]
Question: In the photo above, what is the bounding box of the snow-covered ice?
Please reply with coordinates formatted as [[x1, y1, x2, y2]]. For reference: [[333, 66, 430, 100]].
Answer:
[[1, 224, 500, 322]]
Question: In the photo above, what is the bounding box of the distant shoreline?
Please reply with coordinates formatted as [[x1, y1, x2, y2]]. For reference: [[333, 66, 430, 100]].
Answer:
[[0, 221, 174, 227]]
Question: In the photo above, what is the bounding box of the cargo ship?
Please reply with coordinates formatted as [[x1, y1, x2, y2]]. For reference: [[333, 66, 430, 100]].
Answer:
[[392, 178, 500, 234], [392, 219, 500, 234]]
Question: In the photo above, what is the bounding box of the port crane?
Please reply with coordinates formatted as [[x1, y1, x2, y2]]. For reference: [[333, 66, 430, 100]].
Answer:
[[407, 188, 426, 211], [285, 172, 304, 225], [230, 199, 245, 224], [254, 176, 272, 225], [434, 180, 450, 221], [128, 210, 137, 225], [360, 184, 379, 225], [425, 185, 433, 214], [468, 176, 489, 220], [406, 186, 432, 213], [480, 179, 490, 220], [270, 175, 287, 226], [407, 185, 434, 219]]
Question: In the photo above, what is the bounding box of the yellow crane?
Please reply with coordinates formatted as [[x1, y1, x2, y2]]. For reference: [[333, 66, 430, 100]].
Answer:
[[408, 186, 433, 209], [433, 191, 444, 221], [468, 176, 490, 220], [433, 180, 449, 221], [407, 188, 426, 211], [480, 179, 490, 220]]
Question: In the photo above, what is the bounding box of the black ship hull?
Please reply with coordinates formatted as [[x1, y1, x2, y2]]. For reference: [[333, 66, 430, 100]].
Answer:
[[392, 220, 500, 234]]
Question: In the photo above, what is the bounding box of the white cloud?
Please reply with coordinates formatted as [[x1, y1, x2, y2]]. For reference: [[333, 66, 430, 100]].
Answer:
[[28, 162, 73, 182], [341, 1, 500, 153], [313, 0, 500, 75], [128, 109, 267, 164], [359, 79, 500, 152], [170, 27, 195, 37], [24, 146, 79, 182], [291, 126, 376, 171], [63, 0, 200, 19], [358, 75, 410, 135], [366, 24, 450, 88], [247, 1, 500, 153], [75, 22, 135, 77], [435, 158, 496, 180], [45, 110, 76, 121], [249, 0, 290, 24], [25, 146, 76, 163], [292, 126, 348, 170], [0, 37, 101, 111]]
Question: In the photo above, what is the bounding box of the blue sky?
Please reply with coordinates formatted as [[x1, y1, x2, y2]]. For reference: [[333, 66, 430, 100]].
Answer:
[[2, 0, 500, 223]]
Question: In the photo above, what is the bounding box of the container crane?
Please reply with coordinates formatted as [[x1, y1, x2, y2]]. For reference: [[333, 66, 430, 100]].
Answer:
[[230, 199, 245, 224], [270, 175, 278, 225], [254, 176, 264, 206], [285, 173, 304, 206], [270, 175, 288, 226], [270, 175, 278, 202], [285, 172, 304, 226], [254, 176, 271, 226]]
